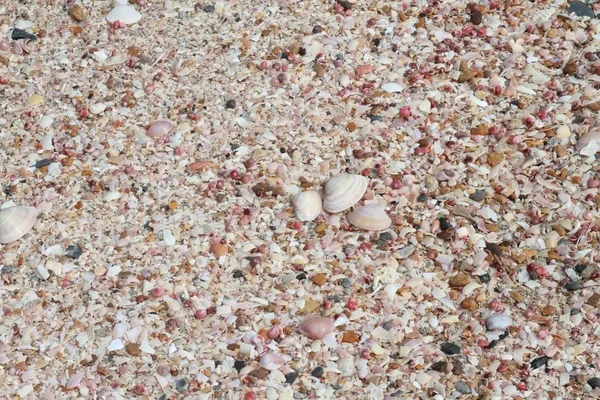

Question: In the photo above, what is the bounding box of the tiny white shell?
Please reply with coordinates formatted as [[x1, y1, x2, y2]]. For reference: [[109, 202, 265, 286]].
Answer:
[[146, 120, 174, 138], [381, 82, 403, 93], [105, 5, 141, 25], [292, 191, 322, 222], [486, 314, 512, 331], [323, 174, 368, 213], [346, 204, 391, 231], [299, 316, 335, 340], [0, 206, 38, 244]]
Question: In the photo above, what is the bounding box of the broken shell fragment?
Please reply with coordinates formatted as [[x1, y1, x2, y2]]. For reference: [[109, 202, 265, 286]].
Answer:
[[0, 206, 38, 244], [576, 129, 600, 155], [347, 204, 391, 231], [105, 5, 141, 25], [323, 174, 368, 213], [146, 120, 174, 138], [259, 352, 283, 371], [299, 316, 335, 340], [292, 191, 322, 222]]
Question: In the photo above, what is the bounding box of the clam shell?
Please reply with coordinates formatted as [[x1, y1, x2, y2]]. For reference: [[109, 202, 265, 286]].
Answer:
[[105, 5, 141, 25], [299, 316, 335, 340], [0, 206, 38, 244], [292, 191, 322, 221], [323, 174, 368, 213], [146, 120, 174, 138], [347, 204, 391, 231]]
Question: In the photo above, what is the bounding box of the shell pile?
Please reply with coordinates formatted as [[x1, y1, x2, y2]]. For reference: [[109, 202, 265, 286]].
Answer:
[[0, 206, 38, 244], [292, 173, 391, 231]]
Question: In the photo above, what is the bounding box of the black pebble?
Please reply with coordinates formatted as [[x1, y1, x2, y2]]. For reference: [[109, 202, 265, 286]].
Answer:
[[298, 47, 306, 56], [296, 273, 306, 280], [232, 270, 244, 278], [438, 217, 452, 231], [565, 281, 584, 291], [233, 360, 245, 372], [566, 1, 596, 18], [469, 190, 486, 202], [588, 377, 600, 389], [285, 370, 298, 384], [338, 0, 352, 10], [312, 25, 323, 34], [311, 366, 324, 377], [574, 264, 588, 274], [225, 99, 236, 110], [478, 273, 491, 283], [382, 320, 393, 331], [203, 4, 215, 12], [530, 356, 550, 370], [440, 342, 461, 355], [11, 28, 37, 41], [175, 378, 188, 391], [430, 361, 447, 372], [65, 245, 83, 259], [417, 193, 428, 202], [33, 159, 52, 169]]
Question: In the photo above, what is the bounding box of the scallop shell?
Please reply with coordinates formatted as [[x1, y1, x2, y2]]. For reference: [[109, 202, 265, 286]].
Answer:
[[299, 316, 335, 340], [323, 174, 368, 213], [146, 120, 174, 138], [292, 191, 322, 221], [347, 204, 391, 231], [105, 5, 141, 25], [0, 206, 38, 244]]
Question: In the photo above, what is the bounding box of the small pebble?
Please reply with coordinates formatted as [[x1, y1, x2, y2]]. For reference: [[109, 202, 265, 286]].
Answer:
[[530, 356, 550, 370], [285, 371, 298, 384], [454, 381, 472, 394], [225, 99, 236, 109], [311, 366, 324, 378], [565, 281, 584, 291], [430, 361, 447, 372], [203, 4, 215, 12], [469, 190, 486, 202], [440, 342, 461, 355], [588, 377, 600, 389], [65, 244, 83, 259], [233, 360, 245, 372]]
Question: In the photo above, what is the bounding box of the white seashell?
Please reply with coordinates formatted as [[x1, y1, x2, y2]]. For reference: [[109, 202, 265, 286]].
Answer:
[[259, 352, 283, 371], [292, 191, 322, 221], [89, 103, 106, 114], [299, 316, 335, 339], [323, 174, 368, 213], [146, 120, 174, 138], [381, 82, 403, 93], [105, 5, 141, 25], [576, 129, 600, 154], [0, 206, 37, 244], [346, 204, 391, 231], [486, 314, 512, 331]]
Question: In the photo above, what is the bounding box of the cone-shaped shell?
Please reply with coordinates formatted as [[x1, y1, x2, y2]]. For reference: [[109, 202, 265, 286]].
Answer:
[[299, 316, 335, 340], [292, 191, 322, 222], [0, 206, 38, 244], [323, 174, 368, 213], [347, 204, 391, 231], [146, 120, 174, 138]]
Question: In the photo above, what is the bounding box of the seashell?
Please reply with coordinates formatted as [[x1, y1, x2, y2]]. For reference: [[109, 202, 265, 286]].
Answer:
[[486, 314, 512, 331], [292, 191, 322, 221], [299, 316, 335, 340], [381, 82, 403, 93], [146, 120, 174, 138], [323, 174, 368, 213], [346, 204, 391, 231], [259, 352, 283, 371], [105, 5, 141, 25], [576, 129, 600, 155], [0, 206, 38, 244]]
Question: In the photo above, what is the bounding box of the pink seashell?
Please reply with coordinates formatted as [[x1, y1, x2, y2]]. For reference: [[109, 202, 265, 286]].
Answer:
[[0, 39, 10, 51], [259, 352, 283, 371], [299, 316, 335, 340], [355, 64, 374, 77], [146, 120, 174, 138]]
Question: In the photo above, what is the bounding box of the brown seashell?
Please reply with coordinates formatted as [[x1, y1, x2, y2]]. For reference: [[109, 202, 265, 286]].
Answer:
[[210, 243, 228, 257], [0, 206, 38, 244], [299, 316, 335, 339], [346, 204, 391, 231], [69, 5, 87, 22]]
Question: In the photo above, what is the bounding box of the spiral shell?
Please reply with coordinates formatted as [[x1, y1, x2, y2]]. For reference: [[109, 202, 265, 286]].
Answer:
[[347, 204, 391, 231], [0, 206, 38, 244], [323, 174, 368, 213], [292, 191, 322, 222]]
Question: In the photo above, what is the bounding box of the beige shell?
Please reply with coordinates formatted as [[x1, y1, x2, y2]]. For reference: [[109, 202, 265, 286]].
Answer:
[[292, 191, 322, 221], [576, 129, 600, 154], [0, 206, 38, 244], [299, 316, 335, 340], [347, 204, 391, 231], [323, 174, 368, 213]]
